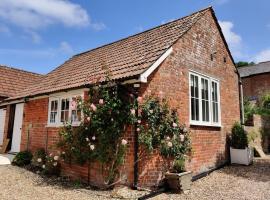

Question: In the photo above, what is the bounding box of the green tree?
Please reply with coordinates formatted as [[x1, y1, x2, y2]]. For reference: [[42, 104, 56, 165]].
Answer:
[[235, 61, 255, 68]]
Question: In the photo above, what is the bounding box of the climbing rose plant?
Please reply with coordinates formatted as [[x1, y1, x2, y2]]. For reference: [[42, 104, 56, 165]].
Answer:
[[137, 94, 191, 173], [58, 77, 191, 185], [58, 79, 136, 185]]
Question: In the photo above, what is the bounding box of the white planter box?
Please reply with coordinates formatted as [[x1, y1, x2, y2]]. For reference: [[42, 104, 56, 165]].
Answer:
[[230, 147, 254, 165]]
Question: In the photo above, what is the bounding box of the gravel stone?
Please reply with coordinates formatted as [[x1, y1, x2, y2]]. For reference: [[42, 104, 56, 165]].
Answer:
[[0, 159, 269, 200], [150, 159, 270, 200]]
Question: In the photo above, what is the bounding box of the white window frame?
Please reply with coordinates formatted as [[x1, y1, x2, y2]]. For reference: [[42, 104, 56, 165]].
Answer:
[[48, 97, 59, 125], [47, 90, 85, 127], [189, 71, 221, 127]]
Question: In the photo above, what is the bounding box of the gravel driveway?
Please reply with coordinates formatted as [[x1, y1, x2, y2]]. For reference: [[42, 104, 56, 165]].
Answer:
[[150, 158, 270, 200], [0, 159, 269, 200]]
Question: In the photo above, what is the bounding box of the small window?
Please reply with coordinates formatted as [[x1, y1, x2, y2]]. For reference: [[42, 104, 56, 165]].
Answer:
[[189, 72, 221, 126], [190, 74, 199, 121], [71, 97, 81, 123], [61, 98, 70, 123], [212, 81, 219, 123], [49, 100, 58, 123]]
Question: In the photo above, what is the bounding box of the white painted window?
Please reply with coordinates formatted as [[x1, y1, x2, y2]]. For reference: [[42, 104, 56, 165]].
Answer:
[[49, 100, 58, 123], [189, 72, 221, 126], [47, 90, 85, 127], [60, 98, 70, 123]]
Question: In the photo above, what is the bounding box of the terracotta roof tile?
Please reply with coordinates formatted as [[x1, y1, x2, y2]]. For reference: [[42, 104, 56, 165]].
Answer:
[[8, 7, 211, 100], [0, 65, 43, 98]]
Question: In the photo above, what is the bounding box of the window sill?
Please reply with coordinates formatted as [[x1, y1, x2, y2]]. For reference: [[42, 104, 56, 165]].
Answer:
[[46, 123, 81, 128], [190, 122, 222, 128]]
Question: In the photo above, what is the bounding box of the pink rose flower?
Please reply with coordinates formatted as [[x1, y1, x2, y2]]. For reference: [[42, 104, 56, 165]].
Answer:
[[89, 144, 95, 150], [87, 117, 91, 122], [121, 139, 128, 146], [167, 141, 173, 147], [137, 120, 141, 124], [131, 109, 136, 115], [90, 103, 97, 112], [137, 96, 143, 103], [180, 134, 185, 142], [173, 122, 177, 127], [137, 128, 140, 132], [71, 101, 77, 110], [99, 99, 104, 105]]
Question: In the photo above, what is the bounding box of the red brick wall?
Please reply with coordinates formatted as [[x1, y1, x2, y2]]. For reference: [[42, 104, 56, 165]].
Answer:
[[18, 10, 240, 188], [20, 96, 136, 187], [137, 10, 240, 187], [242, 73, 270, 99]]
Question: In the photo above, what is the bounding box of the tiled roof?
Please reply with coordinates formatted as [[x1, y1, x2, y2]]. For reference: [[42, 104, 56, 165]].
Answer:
[[0, 65, 43, 98], [8, 7, 212, 100], [238, 61, 270, 78]]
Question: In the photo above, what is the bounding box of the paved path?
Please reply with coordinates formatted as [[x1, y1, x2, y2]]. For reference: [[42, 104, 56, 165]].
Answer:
[[0, 154, 13, 165]]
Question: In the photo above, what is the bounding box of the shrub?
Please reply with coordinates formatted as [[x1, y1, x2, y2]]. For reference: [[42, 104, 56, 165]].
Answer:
[[243, 98, 255, 123], [231, 122, 248, 149], [137, 95, 191, 173], [173, 157, 185, 173], [32, 148, 46, 167], [12, 151, 33, 166], [43, 153, 61, 176], [259, 93, 270, 110]]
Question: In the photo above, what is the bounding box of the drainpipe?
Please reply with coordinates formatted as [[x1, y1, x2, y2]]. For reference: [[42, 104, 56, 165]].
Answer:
[[133, 83, 140, 189], [239, 80, 245, 125]]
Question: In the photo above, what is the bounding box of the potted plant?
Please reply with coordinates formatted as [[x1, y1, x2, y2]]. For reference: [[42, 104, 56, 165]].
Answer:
[[165, 156, 192, 193], [230, 122, 254, 165], [162, 125, 192, 194]]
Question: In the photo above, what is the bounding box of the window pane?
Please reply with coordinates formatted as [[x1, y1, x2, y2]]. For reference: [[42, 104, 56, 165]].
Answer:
[[190, 74, 199, 121], [211, 82, 219, 123], [194, 76, 198, 98], [195, 99, 199, 121], [201, 78, 210, 122], [61, 98, 70, 123], [50, 100, 58, 123]]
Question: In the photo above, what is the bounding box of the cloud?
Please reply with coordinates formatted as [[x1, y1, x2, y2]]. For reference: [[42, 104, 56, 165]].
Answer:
[[90, 22, 106, 31], [0, 0, 90, 29], [0, 41, 74, 59], [219, 20, 244, 59], [59, 41, 73, 54], [254, 49, 270, 63]]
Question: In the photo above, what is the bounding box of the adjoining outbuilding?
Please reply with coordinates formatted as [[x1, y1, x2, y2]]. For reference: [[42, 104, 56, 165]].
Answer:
[[238, 61, 270, 100], [0, 66, 43, 153], [0, 7, 242, 188]]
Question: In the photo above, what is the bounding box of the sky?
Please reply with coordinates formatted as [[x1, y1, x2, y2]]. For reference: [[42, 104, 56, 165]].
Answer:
[[0, 0, 269, 74]]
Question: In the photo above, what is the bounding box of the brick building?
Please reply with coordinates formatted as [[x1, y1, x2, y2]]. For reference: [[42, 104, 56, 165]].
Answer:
[[0, 66, 42, 149], [238, 61, 270, 100], [0, 7, 241, 188]]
